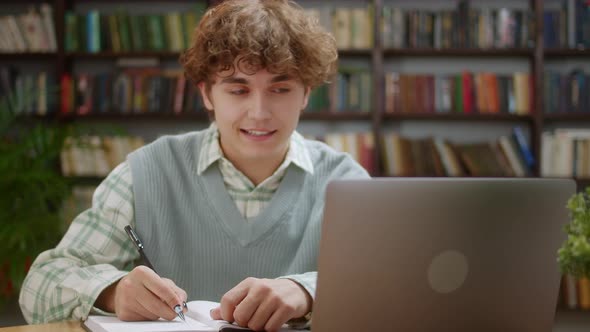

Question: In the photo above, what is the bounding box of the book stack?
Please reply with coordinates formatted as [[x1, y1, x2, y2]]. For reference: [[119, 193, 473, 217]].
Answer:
[[0, 66, 55, 115], [382, 1, 535, 49], [64, 4, 207, 53], [306, 132, 376, 175], [305, 6, 374, 50], [541, 129, 590, 178], [307, 68, 372, 113], [61, 135, 145, 177], [544, 0, 590, 49], [0, 4, 57, 53], [384, 71, 532, 115], [60, 69, 203, 115], [544, 70, 590, 114], [381, 127, 534, 177]]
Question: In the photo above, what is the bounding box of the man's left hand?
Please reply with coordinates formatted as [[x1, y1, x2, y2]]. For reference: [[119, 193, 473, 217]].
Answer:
[[210, 277, 312, 331]]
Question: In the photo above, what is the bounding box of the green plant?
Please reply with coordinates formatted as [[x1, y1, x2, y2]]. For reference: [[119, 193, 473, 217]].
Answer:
[[0, 92, 73, 305], [558, 187, 590, 277]]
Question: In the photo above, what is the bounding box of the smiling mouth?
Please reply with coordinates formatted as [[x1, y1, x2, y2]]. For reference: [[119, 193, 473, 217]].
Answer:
[[240, 129, 277, 137]]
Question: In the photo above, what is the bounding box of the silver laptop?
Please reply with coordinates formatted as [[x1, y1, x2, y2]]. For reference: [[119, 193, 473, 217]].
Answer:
[[312, 178, 575, 332]]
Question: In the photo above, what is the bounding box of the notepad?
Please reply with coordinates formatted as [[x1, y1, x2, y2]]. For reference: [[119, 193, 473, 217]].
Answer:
[[83, 300, 299, 332]]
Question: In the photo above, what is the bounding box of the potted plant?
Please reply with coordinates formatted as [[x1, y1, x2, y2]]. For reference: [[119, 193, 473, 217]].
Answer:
[[558, 187, 590, 277], [557, 187, 590, 309], [0, 93, 73, 306]]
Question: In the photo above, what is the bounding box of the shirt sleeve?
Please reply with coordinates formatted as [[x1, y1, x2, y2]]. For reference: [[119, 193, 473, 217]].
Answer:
[[18, 162, 139, 324]]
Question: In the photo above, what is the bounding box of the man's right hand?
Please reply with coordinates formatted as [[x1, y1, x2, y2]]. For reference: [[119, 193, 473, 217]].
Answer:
[[95, 265, 187, 321]]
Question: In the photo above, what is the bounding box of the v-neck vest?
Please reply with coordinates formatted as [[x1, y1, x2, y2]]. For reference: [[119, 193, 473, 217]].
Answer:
[[127, 130, 369, 301]]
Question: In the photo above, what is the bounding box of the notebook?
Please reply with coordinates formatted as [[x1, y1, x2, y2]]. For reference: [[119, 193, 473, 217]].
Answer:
[[83, 300, 299, 332], [311, 178, 575, 332]]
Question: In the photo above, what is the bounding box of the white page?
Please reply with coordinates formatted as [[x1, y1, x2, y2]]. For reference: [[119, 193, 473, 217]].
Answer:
[[185, 301, 250, 331], [185, 301, 301, 332], [84, 315, 215, 332]]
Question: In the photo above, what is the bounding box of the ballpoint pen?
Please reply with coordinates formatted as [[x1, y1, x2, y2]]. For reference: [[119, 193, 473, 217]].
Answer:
[[124, 225, 187, 322]]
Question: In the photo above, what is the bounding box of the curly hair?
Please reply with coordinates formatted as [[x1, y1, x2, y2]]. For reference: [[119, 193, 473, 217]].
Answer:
[[180, 0, 338, 89]]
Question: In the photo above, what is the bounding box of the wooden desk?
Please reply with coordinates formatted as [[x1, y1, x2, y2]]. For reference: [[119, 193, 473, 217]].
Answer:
[[0, 321, 83, 332]]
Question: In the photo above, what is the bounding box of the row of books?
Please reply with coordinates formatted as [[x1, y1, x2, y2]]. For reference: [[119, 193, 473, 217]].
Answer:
[[308, 69, 372, 113], [0, 5, 57, 53], [305, 7, 373, 50], [382, 5, 534, 49], [60, 70, 203, 115], [384, 72, 532, 115], [61, 135, 145, 177], [541, 129, 590, 178], [59, 132, 377, 177], [320, 133, 376, 174], [60, 132, 376, 177], [381, 127, 534, 177], [560, 275, 590, 310], [544, 70, 590, 114], [0, 67, 55, 115], [64, 5, 206, 53], [544, 0, 590, 49]]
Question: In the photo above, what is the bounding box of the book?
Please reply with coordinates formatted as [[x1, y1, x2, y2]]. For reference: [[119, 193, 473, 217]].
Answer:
[[83, 300, 300, 332]]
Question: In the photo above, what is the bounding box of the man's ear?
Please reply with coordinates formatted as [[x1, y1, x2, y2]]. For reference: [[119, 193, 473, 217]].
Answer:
[[301, 86, 311, 111], [197, 82, 214, 111]]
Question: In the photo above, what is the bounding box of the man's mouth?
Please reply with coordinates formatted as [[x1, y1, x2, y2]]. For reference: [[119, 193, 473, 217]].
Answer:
[[240, 129, 276, 137]]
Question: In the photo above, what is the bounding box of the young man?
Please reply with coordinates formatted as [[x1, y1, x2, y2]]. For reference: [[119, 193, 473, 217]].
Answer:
[[19, 0, 369, 330]]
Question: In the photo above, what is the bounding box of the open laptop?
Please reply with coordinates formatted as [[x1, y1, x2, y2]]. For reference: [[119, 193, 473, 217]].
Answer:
[[312, 178, 575, 332]]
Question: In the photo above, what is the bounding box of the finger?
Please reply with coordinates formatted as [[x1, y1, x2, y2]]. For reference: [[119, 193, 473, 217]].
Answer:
[[141, 272, 184, 311], [135, 286, 178, 321], [219, 279, 254, 322], [162, 278, 188, 312], [210, 307, 222, 320], [246, 297, 275, 331], [264, 306, 293, 332], [134, 299, 160, 321], [232, 291, 264, 327]]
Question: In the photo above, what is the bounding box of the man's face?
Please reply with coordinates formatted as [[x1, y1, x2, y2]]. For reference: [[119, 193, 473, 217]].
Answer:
[[198, 66, 310, 168]]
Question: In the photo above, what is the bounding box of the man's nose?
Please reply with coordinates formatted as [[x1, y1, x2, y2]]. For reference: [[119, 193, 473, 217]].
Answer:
[[247, 93, 272, 120]]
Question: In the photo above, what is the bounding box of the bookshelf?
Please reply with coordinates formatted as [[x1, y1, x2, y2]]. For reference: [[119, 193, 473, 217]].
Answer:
[[1, 0, 589, 176], [0, 0, 544, 177], [2, 0, 590, 325]]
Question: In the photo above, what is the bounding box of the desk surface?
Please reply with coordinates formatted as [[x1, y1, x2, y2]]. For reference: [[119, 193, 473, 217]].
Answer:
[[0, 322, 83, 332]]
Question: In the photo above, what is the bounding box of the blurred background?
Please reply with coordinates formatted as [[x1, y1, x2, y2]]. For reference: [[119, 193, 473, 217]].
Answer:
[[1, 0, 590, 329]]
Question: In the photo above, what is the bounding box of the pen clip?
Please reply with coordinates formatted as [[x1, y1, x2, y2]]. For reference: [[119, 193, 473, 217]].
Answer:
[[124, 225, 144, 250]]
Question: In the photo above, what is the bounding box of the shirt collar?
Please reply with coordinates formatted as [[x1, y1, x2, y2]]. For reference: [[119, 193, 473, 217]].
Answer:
[[197, 122, 314, 175]]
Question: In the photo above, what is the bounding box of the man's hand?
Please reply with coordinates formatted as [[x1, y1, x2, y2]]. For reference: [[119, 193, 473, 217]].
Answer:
[[95, 266, 187, 321], [210, 278, 312, 332]]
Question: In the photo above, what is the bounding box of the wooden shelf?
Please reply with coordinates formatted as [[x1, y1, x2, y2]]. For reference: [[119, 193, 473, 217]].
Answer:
[[65, 51, 182, 59], [383, 113, 533, 122], [58, 112, 211, 121], [545, 49, 590, 57], [544, 113, 590, 122], [383, 48, 534, 57], [14, 114, 59, 122], [57, 112, 371, 122], [68, 0, 197, 2], [0, 52, 58, 60], [575, 178, 590, 189], [336, 49, 373, 56], [301, 112, 371, 121], [64, 50, 372, 59]]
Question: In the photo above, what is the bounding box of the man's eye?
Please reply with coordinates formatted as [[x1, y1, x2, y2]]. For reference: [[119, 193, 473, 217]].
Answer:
[[272, 88, 290, 93], [230, 89, 247, 95]]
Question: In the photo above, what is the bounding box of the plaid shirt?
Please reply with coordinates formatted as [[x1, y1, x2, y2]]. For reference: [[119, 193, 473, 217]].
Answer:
[[199, 123, 314, 219], [19, 123, 314, 323]]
